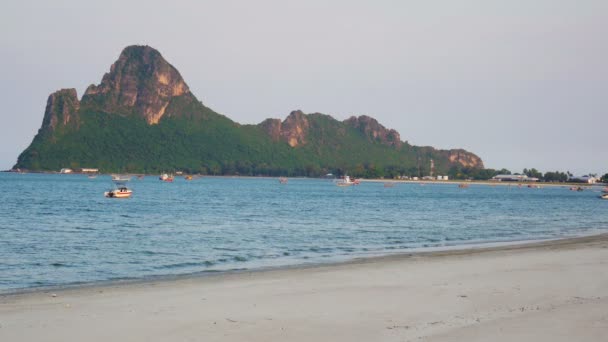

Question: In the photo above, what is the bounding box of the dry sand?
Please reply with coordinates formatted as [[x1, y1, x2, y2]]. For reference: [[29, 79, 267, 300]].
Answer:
[[1, 235, 607, 341]]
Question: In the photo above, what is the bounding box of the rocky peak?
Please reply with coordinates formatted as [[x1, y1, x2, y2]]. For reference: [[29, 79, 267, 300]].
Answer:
[[258, 110, 311, 147], [448, 149, 485, 169], [345, 115, 402, 148], [81, 45, 190, 124], [281, 110, 310, 147], [259, 118, 282, 142], [41, 88, 80, 132]]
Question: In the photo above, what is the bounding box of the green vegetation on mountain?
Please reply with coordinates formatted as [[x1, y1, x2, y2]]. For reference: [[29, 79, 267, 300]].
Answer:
[[15, 45, 485, 177]]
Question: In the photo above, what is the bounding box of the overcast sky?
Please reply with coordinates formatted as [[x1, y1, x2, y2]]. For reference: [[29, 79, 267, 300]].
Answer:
[[1, 0, 606, 175]]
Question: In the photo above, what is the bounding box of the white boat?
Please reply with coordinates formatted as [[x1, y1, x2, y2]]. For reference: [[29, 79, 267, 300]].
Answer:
[[159, 173, 174, 182], [601, 194, 608, 200], [336, 175, 359, 187], [104, 185, 132, 198], [111, 174, 131, 182]]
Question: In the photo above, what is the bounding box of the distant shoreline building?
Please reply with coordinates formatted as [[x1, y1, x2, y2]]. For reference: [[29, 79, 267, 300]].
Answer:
[[567, 175, 597, 184], [80, 168, 99, 173]]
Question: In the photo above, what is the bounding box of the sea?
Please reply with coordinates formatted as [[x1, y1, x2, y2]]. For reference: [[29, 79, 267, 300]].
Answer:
[[1, 173, 607, 293]]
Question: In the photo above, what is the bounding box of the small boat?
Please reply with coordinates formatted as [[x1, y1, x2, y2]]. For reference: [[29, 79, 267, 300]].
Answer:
[[104, 185, 132, 198], [458, 183, 469, 188], [602, 187, 608, 194], [570, 186, 584, 192], [159, 173, 174, 182], [336, 175, 357, 187], [279, 177, 288, 184], [184, 175, 193, 181], [383, 182, 395, 188], [111, 174, 131, 182], [601, 194, 608, 200], [87, 174, 98, 179], [136, 175, 145, 180]]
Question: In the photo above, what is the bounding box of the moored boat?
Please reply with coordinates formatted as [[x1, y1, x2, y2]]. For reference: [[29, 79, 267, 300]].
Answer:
[[336, 175, 358, 187], [104, 186, 132, 198], [111, 174, 131, 182], [159, 173, 174, 182]]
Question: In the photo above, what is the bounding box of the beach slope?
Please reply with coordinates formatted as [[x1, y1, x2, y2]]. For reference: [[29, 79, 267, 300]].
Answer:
[[1, 235, 607, 341]]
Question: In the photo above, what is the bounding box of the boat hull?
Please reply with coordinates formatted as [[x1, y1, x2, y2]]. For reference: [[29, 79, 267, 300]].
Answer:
[[104, 190, 132, 198]]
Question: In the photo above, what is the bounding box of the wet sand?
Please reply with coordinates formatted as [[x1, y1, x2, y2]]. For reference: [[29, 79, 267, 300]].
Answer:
[[1, 234, 607, 341]]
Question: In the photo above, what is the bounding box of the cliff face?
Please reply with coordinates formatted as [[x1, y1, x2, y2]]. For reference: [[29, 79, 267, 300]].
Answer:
[[447, 149, 484, 169], [280, 110, 310, 147], [344, 115, 402, 148], [41, 88, 80, 133], [81, 45, 191, 124], [258, 110, 310, 147], [259, 118, 282, 142]]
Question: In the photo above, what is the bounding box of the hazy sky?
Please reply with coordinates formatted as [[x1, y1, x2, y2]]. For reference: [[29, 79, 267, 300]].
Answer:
[[1, 0, 606, 175]]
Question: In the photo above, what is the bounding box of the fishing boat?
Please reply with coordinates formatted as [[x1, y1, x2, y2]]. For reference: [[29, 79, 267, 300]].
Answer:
[[104, 185, 132, 198], [159, 173, 174, 182], [111, 174, 131, 182], [104, 177, 132, 198], [336, 175, 358, 187]]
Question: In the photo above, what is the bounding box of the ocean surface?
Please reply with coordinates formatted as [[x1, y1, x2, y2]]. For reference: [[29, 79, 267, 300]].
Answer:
[[1, 173, 607, 293]]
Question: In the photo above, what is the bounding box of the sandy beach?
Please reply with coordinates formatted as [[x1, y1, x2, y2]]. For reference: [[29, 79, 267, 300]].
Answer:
[[1, 234, 607, 341]]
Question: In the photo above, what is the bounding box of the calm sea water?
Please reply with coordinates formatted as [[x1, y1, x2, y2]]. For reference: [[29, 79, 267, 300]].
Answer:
[[0, 173, 606, 292]]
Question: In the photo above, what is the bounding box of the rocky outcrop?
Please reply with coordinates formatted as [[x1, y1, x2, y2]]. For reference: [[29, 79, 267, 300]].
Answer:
[[448, 149, 484, 169], [81, 45, 190, 124], [41, 88, 80, 132], [259, 110, 310, 147], [344, 115, 402, 148], [280, 110, 310, 147], [259, 118, 282, 142]]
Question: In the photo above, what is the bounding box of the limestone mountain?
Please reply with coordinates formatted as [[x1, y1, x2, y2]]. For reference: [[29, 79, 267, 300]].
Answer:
[[81, 45, 192, 124], [15, 45, 484, 177]]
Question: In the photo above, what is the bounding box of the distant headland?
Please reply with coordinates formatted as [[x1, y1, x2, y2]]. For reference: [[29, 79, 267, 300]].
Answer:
[[14, 45, 486, 177]]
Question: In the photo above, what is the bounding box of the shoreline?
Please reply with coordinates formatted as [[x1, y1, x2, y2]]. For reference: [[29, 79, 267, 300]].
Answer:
[[3, 171, 605, 188], [3, 232, 607, 298], [2, 232, 607, 341]]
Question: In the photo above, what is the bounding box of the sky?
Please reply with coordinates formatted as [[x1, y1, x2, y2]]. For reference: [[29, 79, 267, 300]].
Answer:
[[1, 0, 606, 175]]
